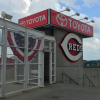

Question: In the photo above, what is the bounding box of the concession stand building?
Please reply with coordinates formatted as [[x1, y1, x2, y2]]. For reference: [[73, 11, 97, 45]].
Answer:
[[18, 9, 93, 85]]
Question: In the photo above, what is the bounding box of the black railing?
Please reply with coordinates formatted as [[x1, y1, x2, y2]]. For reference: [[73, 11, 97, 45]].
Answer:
[[62, 73, 79, 85], [83, 74, 95, 87]]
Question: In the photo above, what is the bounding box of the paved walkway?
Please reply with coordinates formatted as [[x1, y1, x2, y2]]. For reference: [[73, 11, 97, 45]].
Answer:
[[2, 83, 100, 100]]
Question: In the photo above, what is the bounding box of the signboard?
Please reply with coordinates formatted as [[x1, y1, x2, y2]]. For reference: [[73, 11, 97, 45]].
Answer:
[[18, 9, 93, 37], [51, 9, 93, 37], [18, 10, 48, 28], [58, 33, 83, 63]]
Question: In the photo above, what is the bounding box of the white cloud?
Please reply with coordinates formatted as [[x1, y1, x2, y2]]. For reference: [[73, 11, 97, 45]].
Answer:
[[58, 0, 80, 9], [82, 16, 100, 60], [0, 0, 31, 14], [21, 0, 31, 13], [92, 17, 100, 34], [83, 34, 100, 60], [83, 38, 100, 51], [55, 3, 61, 11], [27, 0, 60, 14], [0, 0, 32, 22], [0, 0, 89, 23], [83, 0, 100, 8]]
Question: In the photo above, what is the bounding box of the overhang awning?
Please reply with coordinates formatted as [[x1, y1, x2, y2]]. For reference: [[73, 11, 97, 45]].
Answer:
[[18, 9, 93, 38]]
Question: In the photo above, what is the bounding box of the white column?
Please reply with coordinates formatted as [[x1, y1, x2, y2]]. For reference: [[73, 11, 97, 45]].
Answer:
[[38, 39, 40, 86], [49, 41, 52, 84], [14, 58, 17, 81], [40, 37, 44, 87], [27, 63, 30, 84], [1, 26, 7, 98], [54, 41, 56, 83], [38, 37, 44, 87], [23, 28, 28, 91]]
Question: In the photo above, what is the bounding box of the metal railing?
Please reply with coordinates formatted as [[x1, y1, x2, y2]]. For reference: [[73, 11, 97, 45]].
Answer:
[[83, 74, 95, 87], [62, 73, 79, 85]]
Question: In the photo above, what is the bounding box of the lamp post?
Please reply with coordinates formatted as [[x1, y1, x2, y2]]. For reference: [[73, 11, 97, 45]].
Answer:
[[60, 8, 80, 17], [79, 16, 88, 20], [86, 20, 95, 23], [70, 12, 80, 17], [60, 7, 71, 12], [59, 7, 95, 24], [1, 11, 13, 21]]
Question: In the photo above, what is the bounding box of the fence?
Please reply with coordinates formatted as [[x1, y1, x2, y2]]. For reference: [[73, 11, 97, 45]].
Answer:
[[0, 18, 46, 98]]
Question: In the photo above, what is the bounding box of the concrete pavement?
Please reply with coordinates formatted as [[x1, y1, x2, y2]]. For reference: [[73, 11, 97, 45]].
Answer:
[[2, 83, 100, 100]]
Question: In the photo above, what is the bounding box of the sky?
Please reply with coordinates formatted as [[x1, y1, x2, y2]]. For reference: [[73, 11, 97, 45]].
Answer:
[[0, 0, 100, 60]]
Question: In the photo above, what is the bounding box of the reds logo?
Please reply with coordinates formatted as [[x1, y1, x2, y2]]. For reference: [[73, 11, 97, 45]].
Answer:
[[56, 14, 67, 26], [58, 33, 83, 63]]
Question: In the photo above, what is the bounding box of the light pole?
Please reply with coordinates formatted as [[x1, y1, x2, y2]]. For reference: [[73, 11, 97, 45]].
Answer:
[[59, 7, 95, 24], [79, 16, 88, 20], [60, 8, 80, 17], [1, 11, 13, 21], [70, 12, 80, 17], [86, 20, 95, 23], [60, 7, 71, 12]]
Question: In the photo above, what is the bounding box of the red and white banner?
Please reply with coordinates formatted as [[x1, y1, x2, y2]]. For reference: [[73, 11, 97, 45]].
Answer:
[[7, 31, 41, 62], [18, 10, 48, 28], [51, 9, 93, 37]]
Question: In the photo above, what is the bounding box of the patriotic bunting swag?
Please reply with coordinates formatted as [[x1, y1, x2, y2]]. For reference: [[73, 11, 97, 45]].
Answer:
[[7, 31, 41, 62]]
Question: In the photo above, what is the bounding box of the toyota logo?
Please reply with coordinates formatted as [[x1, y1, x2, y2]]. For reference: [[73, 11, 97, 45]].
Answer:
[[56, 14, 67, 26], [58, 33, 83, 63], [20, 21, 26, 26]]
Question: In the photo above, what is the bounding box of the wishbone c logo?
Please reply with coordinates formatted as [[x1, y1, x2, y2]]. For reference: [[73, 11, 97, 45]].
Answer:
[[58, 33, 83, 63]]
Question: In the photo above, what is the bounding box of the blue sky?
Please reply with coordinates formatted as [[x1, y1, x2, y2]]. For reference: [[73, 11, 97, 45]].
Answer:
[[0, 0, 100, 60]]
